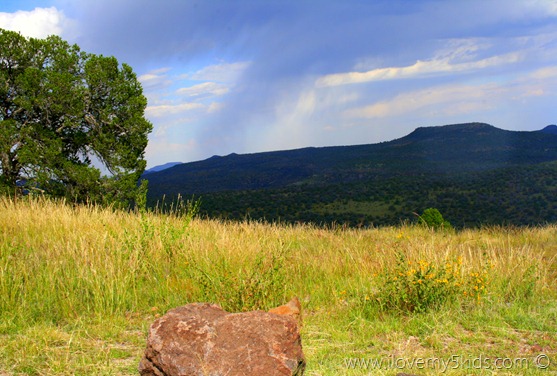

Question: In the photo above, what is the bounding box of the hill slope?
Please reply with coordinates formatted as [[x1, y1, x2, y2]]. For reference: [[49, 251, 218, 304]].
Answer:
[[541, 124, 557, 135], [144, 123, 557, 227], [144, 162, 183, 174]]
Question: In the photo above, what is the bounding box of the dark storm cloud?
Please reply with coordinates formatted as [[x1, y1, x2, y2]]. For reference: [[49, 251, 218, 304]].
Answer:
[[66, 1, 434, 70], [47, 0, 557, 165]]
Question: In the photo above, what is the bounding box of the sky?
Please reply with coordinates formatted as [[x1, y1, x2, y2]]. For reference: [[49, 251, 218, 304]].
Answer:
[[1, 0, 557, 168]]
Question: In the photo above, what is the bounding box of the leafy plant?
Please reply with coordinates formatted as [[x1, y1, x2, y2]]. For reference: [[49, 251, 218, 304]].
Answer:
[[417, 208, 452, 230], [191, 249, 287, 312], [0, 28, 152, 206], [374, 251, 487, 313], [134, 179, 149, 214]]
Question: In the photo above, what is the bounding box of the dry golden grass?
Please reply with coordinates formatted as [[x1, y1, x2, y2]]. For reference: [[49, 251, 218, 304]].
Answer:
[[1, 196, 556, 375]]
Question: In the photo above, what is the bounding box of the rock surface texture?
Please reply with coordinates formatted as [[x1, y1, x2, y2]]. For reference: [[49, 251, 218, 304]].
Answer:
[[139, 300, 305, 376]]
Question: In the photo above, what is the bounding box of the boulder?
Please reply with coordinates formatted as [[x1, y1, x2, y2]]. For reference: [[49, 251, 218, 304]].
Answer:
[[268, 297, 301, 320], [139, 299, 305, 376]]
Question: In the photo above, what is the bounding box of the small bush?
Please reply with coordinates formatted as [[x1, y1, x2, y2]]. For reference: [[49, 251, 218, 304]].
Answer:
[[374, 251, 488, 313], [191, 249, 287, 312], [417, 208, 452, 230]]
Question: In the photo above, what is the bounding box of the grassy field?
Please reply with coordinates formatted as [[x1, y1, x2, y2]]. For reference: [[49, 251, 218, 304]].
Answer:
[[1, 196, 556, 375]]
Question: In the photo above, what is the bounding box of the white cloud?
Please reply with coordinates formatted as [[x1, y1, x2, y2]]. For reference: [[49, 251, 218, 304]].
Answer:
[[177, 82, 230, 97], [207, 102, 224, 113], [0, 7, 69, 38], [316, 51, 522, 87], [519, 88, 545, 98], [510, 65, 557, 99], [145, 139, 199, 168], [146, 102, 204, 118], [528, 65, 557, 80], [292, 90, 317, 117], [251, 88, 320, 152], [138, 67, 173, 90], [139, 68, 171, 81], [344, 60, 557, 121], [184, 61, 251, 83], [345, 83, 504, 119], [523, 0, 557, 16]]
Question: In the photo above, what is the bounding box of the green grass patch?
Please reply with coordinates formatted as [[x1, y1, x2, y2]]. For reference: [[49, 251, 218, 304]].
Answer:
[[1, 196, 556, 375]]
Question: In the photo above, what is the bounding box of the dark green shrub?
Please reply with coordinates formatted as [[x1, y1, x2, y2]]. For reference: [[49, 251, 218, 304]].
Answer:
[[418, 208, 452, 230]]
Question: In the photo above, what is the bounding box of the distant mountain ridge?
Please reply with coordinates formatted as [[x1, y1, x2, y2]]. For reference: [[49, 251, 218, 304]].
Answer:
[[144, 162, 182, 174], [540, 124, 557, 135], [144, 122, 557, 194], [143, 123, 557, 228]]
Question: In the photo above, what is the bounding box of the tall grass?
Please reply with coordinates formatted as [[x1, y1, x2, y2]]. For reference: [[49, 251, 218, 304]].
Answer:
[[1, 196, 556, 374]]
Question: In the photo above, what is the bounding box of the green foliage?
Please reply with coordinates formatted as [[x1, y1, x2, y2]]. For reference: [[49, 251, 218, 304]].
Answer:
[[188, 162, 557, 228], [417, 208, 452, 229], [191, 249, 287, 312], [145, 123, 557, 229], [135, 179, 149, 214], [374, 252, 488, 313], [0, 28, 152, 207], [502, 264, 540, 302]]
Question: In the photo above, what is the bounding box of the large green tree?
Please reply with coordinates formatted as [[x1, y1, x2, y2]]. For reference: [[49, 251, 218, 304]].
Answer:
[[0, 28, 152, 206]]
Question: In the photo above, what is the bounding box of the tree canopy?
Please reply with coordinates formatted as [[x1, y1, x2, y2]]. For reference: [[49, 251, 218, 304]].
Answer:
[[0, 28, 152, 206]]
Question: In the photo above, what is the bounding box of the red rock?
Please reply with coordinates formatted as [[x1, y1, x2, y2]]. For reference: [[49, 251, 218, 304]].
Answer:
[[139, 302, 305, 376], [269, 297, 302, 321]]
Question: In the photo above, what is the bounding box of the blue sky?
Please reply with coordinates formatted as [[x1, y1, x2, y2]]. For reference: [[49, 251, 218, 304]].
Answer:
[[1, 0, 557, 168]]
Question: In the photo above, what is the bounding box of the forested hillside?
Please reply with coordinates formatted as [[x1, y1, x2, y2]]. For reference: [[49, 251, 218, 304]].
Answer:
[[144, 123, 557, 227]]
